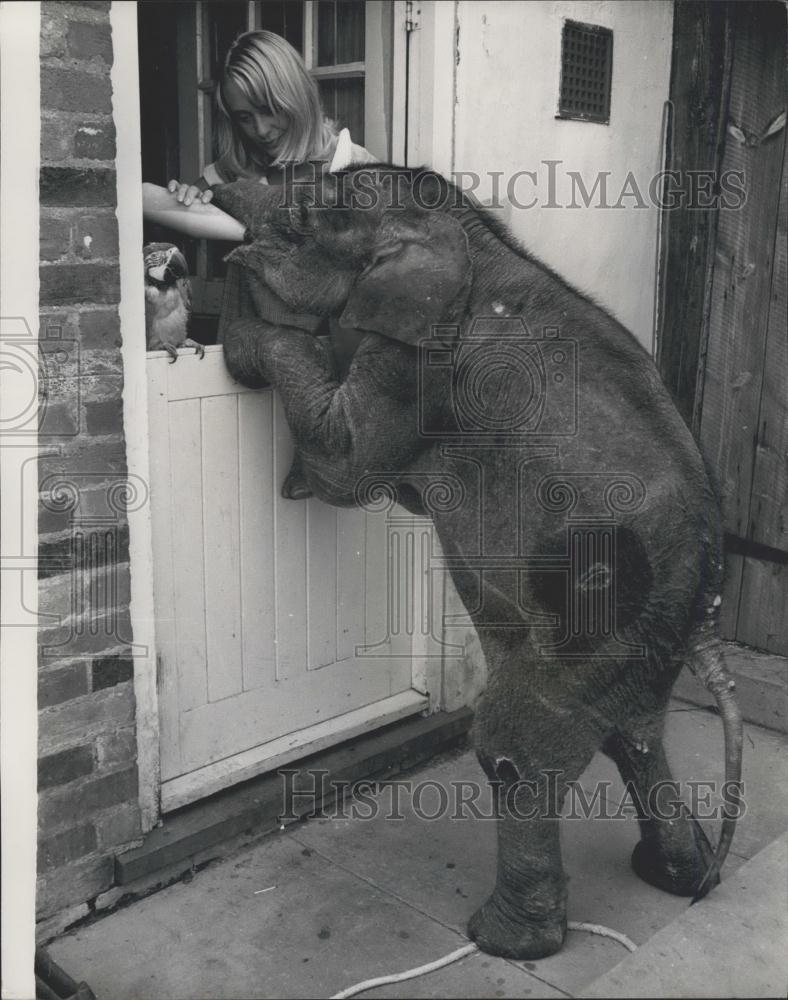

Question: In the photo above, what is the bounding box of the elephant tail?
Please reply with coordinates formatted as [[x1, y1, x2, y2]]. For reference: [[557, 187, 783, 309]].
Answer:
[[687, 625, 744, 902]]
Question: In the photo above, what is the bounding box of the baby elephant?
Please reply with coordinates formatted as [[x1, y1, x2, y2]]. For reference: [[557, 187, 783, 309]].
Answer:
[[212, 167, 743, 960]]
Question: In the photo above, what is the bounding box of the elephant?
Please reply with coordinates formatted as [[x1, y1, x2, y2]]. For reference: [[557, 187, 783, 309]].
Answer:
[[210, 167, 743, 960]]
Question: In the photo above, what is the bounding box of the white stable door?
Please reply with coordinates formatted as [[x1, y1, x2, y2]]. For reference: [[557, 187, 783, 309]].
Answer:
[[148, 347, 427, 811]]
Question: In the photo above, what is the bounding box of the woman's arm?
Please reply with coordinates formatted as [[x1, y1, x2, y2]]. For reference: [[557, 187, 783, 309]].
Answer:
[[142, 183, 246, 241]]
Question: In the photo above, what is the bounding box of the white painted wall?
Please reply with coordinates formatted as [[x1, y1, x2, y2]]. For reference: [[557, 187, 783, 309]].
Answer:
[[409, 1, 675, 709], [450, 0, 674, 351]]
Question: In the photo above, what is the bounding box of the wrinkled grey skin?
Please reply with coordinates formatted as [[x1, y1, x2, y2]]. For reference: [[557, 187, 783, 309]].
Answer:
[[212, 168, 743, 960]]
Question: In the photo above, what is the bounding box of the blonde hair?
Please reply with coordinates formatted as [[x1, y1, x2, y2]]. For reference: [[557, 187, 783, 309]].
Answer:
[[215, 30, 336, 175]]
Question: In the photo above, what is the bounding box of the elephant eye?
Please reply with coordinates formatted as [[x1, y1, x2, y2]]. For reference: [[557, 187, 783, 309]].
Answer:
[[289, 201, 314, 235]]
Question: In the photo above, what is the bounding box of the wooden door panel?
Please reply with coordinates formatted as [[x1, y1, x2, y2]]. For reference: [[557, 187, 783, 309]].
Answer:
[[272, 394, 308, 682], [149, 347, 415, 784], [238, 390, 277, 692], [201, 393, 244, 702], [306, 499, 339, 670], [168, 397, 209, 714]]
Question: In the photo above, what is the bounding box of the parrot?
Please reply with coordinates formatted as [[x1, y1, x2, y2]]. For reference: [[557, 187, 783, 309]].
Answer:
[[143, 242, 205, 362]]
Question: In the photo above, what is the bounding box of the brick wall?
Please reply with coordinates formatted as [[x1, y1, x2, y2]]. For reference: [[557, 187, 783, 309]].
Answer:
[[37, 0, 143, 922]]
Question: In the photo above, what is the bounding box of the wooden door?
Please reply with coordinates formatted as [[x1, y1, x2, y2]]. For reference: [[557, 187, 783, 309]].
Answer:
[[148, 349, 426, 811], [659, 0, 788, 655]]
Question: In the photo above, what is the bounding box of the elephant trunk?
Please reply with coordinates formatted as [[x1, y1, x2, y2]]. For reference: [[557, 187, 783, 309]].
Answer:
[[687, 624, 744, 902]]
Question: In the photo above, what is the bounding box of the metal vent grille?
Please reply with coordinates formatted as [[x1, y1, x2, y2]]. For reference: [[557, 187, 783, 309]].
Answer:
[[558, 20, 613, 124]]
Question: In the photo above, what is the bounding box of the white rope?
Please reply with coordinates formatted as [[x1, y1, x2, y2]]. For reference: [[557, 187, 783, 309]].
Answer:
[[567, 920, 638, 953], [330, 943, 478, 999], [329, 921, 637, 999]]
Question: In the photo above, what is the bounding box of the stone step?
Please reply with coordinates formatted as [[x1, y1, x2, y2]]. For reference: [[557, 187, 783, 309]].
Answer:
[[114, 707, 472, 887], [582, 833, 788, 998]]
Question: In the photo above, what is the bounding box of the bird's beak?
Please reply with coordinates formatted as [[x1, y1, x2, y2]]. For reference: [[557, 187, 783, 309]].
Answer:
[[147, 262, 169, 282], [165, 249, 189, 280]]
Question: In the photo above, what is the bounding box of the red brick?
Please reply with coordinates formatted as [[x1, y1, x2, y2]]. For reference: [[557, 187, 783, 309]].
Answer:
[[40, 166, 116, 207], [38, 662, 89, 709], [75, 213, 118, 260], [38, 524, 130, 581], [36, 854, 114, 920], [41, 67, 112, 114], [40, 216, 72, 262], [39, 824, 97, 872], [95, 803, 142, 850], [39, 401, 80, 437], [91, 654, 133, 690], [85, 397, 123, 434], [67, 20, 113, 65], [40, 609, 134, 663], [65, 1, 111, 13], [38, 767, 139, 833], [40, 263, 120, 306], [38, 744, 95, 789], [96, 727, 137, 769], [41, 118, 73, 161], [39, 310, 79, 342], [40, 11, 68, 59], [38, 681, 135, 756], [74, 121, 116, 160], [39, 560, 131, 627], [74, 308, 120, 348], [78, 370, 125, 401], [38, 434, 128, 477]]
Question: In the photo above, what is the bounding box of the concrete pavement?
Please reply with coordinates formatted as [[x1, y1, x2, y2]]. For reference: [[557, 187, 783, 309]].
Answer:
[[47, 705, 788, 998]]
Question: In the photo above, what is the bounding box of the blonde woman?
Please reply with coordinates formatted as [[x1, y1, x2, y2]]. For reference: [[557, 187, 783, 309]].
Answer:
[[168, 29, 374, 204]]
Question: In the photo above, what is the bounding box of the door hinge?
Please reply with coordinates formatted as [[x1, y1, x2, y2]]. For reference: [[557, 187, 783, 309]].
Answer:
[[406, 0, 421, 32]]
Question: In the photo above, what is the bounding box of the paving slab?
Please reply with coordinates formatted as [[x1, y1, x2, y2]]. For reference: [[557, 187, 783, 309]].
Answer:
[[582, 834, 788, 998], [47, 831, 558, 1000], [291, 707, 786, 995], [47, 706, 787, 999]]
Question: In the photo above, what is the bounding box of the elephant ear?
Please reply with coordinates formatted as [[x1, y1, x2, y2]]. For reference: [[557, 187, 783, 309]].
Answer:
[[339, 210, 471, 344]]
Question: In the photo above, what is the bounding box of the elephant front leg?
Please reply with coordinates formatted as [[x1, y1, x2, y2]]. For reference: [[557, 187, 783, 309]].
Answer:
[[468, 754, 567, 959]]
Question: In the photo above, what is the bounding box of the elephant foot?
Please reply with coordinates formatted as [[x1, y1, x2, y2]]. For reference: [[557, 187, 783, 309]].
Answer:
[[468, 891, 566, 960], [631, 820, 720, 897], [281, 469, 313, 500]]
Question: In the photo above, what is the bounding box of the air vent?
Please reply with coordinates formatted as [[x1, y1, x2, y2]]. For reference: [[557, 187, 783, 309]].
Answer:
[[558, 19, 613, 124]]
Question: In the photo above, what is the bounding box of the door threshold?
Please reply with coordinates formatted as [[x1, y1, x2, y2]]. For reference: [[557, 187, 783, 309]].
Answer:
[[161, 689, 430, 813], [117, 706, 473, 886]]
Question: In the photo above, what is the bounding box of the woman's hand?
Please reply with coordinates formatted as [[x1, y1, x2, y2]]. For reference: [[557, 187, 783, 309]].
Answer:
[[167, 180, 214, 206]]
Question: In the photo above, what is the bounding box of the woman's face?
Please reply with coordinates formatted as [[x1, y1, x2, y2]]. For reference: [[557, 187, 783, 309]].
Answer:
[[223, 77, 288, 156]]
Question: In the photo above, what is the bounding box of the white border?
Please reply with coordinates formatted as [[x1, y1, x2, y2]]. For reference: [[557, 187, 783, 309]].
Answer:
[[0, 4, 40, 995], [110, 0, 161, 833]]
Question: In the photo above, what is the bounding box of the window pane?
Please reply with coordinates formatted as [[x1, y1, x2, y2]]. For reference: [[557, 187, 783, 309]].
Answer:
[[258, 2, 304, 54], [205, 1, 248, 83], [318, 77, 364, 144], [317, 1, 336, 67], [336, 1, 364, 63]]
